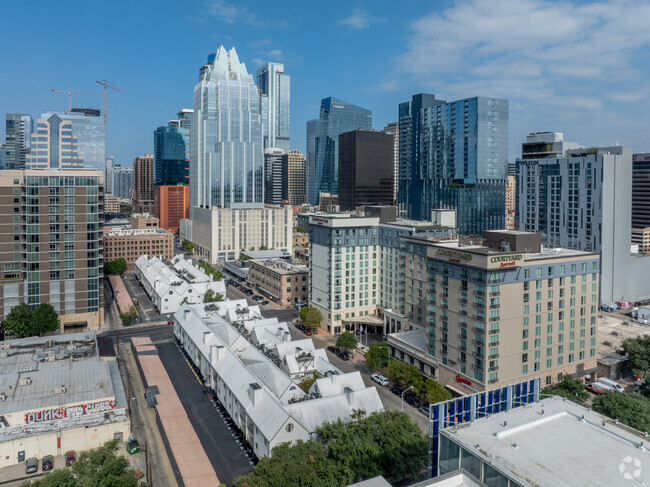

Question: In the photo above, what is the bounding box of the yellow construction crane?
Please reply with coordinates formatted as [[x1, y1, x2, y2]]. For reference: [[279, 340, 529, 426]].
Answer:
[[96, 80, 122, 190], [51, 87, 101, 111]]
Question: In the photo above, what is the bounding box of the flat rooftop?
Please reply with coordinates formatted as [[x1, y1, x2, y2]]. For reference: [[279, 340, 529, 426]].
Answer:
[[250, 259, 308, 275], [445, 396, 650, 487]]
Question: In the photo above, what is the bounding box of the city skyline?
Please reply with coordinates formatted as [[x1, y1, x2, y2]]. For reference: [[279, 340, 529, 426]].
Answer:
[[2, 0, 650, 167]]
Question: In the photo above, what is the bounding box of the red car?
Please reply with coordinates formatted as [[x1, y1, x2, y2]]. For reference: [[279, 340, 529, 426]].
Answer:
[[167, 320, 174, 325], [65, 451, 76, 466]]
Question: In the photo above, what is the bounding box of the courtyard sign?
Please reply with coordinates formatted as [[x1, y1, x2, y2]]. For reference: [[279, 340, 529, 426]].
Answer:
[[490, 254, 523, 264]]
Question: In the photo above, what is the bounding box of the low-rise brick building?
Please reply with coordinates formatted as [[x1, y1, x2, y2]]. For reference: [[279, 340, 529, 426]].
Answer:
[[249, 258, 309, 306], [104, 214, 172, 271]]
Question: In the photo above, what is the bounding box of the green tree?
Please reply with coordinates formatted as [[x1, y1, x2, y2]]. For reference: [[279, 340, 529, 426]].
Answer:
[[295, 226, 307, 233], [593, 392, 650, 433], [622, 335, 650, 377], [299, 306, 322, 329], [204, 289, 224, 303], [32, 303, 59, 335], [197, 260, 225, 281], [120, 306, 139, 326], [299, 372, 320, 393], [336, 331, 357, 353], [385, 361, 421, 388], [181, 240, 195, 253], [235, 440, 346, 487], [421, 378, 452, 404], [259, 245, 269, 250], [316, 410, 427, 482], [104, 258, 127, 275], [365, 341, 389, 371], [541, 374, 588, 404], [3, 303, 33, 337], [23, 440, 142, 487], [120, 203, 132, 218]]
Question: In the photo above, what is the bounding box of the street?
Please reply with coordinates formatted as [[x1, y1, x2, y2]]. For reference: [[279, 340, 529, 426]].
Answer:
[[121, 272, 160, 323]]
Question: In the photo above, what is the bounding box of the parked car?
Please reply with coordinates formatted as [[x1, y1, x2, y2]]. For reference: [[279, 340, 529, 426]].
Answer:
[[25, 458, 38, 474], [586, 382, 610, 395], [65, 450, 76, 467], [167, 320, 174, 325], [42, 455, 54, 471], [260, 300, 269, 305], [371, 374, 389, 386], [304, 328, 313, 336], [419, 405, 431, 416], [597, 378, 626, 393], [126, 439, 140, 455], [405, 395, 421, 408], [390, 386, 404, 396], [327, 346, 340, 354], [296, 323, 305, 330]]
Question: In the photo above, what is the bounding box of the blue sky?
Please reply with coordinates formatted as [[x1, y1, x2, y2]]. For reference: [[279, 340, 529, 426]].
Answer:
[[2, 0, 650, 166]]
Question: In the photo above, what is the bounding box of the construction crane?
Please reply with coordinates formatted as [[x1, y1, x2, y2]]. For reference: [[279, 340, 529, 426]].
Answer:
[[51, 87, 102, 111], [96, 80, 122, 192]]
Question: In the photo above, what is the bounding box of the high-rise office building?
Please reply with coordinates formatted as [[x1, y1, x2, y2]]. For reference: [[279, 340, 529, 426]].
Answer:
[[287, 149, 306, 206], [154, 110, 191, 185], [0, 144, 5, 170], [517, 144, 650, 303], [399, 94, 509, 235], [256, 62, 290, 151], [306, 97, 372, 205], [264, 148, 288, 204], [105, 156, 115, 194], [180, 47, 292, 263], [381, 122, 399, 204], [0, 169, 104, 330], [338, 129, 394, 210], [133, 154, 154, 214], [632, 153, 650, 243], [154, 185, 189, 233], [5, 114, 33, 170], [189, 47, 263, 214], [25, 110, 104, 171], [111, 166, 133, 200]]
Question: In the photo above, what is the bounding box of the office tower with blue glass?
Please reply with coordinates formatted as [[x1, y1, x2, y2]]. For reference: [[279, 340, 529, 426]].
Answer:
[[154, 110, 191, 185], [111, 165, 133, 200], [256, 62, 290, 151], [5, 113, 33, 170], [306, 97, 372, 205], [179, 47, 292, 263], [398, 94, 509, 235]]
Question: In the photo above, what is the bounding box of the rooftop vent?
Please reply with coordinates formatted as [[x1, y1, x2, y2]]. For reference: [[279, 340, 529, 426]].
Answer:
[[19, 377, 32, 386], [0, 392, 6, 402], [54, 385, 67, 394]]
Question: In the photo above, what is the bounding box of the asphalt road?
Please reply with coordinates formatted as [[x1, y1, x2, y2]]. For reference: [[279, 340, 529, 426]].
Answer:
[[121, 272, 160, 323], [157, 341, 254, 486]]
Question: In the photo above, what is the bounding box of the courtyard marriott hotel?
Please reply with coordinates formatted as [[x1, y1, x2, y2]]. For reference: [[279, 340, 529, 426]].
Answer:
[[400, 230, 599, 392]]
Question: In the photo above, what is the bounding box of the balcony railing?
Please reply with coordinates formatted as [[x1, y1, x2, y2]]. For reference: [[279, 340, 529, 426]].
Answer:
[[489, 328, 500, 334]]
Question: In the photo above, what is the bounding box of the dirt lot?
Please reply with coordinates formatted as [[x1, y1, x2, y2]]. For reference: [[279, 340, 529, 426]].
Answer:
[[597, 310, 650, 356]]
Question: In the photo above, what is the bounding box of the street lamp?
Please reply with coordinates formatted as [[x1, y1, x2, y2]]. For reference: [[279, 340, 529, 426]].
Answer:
[[401, 385, 414, 411]]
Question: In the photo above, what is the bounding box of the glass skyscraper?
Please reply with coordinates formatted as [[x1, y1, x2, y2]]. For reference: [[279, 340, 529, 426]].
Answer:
[[190, 46, 263, 216], [154, 110, 191, 185], [26, 110, 104, 171], [256, 62, 290, 151], [306, 97, 372, 205], [5, 113, 33, 170], [398, 94, 508, 235]]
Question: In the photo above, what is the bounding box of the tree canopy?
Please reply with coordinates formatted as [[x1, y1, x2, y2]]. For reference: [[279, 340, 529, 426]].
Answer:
[[385, 361, 451, 403], [622, 335, 650, 377], [235, 410, 427, 487], [299, 306, 323, 329], [120, 306, 139, 326], [541, 374, 588, 404], [336, 331, 357, 352], [204, 289, 224, 303], [593, 391, 650, 433], [181, 240, 195, 253], [3, 303, 59, 338], [197, 260, 225, 281], [22, 440, 143, 487], [104, 258, 127, 275], [364, 341, 388, 371]]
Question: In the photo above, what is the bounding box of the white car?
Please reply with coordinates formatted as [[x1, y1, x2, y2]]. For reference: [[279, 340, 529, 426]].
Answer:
[[371, 374, 389, 386]]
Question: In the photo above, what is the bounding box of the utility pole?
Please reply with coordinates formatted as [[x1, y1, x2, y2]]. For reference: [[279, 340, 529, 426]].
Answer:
[[96, 80, 122, 194]]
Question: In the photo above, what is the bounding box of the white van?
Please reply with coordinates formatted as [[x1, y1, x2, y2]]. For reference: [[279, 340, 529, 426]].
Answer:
[[597, 378, 625, 393]]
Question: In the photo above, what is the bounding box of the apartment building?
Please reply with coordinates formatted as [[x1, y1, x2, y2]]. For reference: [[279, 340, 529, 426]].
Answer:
[[103, 227, 173, 272], [0, 170, 103, 330], [105, 194, 120, 214], [133, 153, 154, 214], [399, 230, 599, 392], [249, 259, 308, 306]]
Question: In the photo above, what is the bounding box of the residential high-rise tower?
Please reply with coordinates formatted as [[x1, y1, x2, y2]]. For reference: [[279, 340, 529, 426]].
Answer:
[[154, 110, 191, 185], [133, 154, 154, 214], [287, 149, 306, 206], [256, 62, 290, 151], [5, 114, 33, 170], [306, 97, 372, 205], [264, 148, 288, 204]]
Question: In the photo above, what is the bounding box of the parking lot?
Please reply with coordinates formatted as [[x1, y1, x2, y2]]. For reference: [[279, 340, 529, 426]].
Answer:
[[121, 273, 159, 323]]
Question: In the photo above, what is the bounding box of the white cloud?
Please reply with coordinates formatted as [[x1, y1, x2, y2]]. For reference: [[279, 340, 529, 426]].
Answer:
[[267, 49, 283, 58], [338, 7, 385, 29], [387, 0, 650, 154], [206, 0, 287, 27]]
